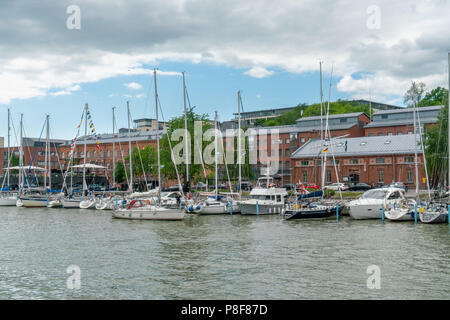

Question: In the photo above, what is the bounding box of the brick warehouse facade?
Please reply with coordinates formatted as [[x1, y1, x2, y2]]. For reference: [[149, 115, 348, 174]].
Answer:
[[0, 105, 442, 189], [291, 135, 427, 189]]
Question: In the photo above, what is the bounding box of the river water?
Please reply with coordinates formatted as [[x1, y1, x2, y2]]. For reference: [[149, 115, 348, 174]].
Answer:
[[0, 206, 448, 299]]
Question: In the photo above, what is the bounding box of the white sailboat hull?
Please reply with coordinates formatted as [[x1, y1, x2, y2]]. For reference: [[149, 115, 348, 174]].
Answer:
[[20, 197, 48, 208], [79, 199, 97, 209], [240, 201, 284, 215], [0, 196, 17, 206], [348, 202, 384, 219], [112, 207, 185, 220], [62, 198, 81, 208]]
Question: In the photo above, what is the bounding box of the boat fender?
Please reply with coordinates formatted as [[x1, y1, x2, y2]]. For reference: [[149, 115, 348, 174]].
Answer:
[[188, 205, 194, 212]]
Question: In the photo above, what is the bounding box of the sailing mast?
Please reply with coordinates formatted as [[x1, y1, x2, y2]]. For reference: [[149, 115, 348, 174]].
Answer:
[[7, 108, 10, 188], [448, 52, 450, 193], [127, 101, 133, 192], [215, 111, 218, 199], [154, 70, 161, 206], [238, 91, 242, 196], [413, 100, 419, 200], [183, 72, 189, 190], [19, 114, 23, 193], [82, 104, 88, 196], [112, 107, 116, 188], [46, 114, 51, 190]]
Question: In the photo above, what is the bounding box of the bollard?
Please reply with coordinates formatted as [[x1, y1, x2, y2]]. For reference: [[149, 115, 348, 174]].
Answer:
[[230, 199, 233, 215], [336, 202, 339, 222], [414, 203, 418, 225], [256, 201, 259, 215], [381, 204, 384, 223]]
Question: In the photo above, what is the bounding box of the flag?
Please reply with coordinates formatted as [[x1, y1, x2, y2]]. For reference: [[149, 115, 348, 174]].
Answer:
[[323, 147, 328, 153], [345, 140, 348, 152]]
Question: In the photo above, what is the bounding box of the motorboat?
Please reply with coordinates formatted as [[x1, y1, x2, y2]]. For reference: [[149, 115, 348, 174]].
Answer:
[[282, 200, 338, 220], [188, 195, 227, 214], [347, 187, 406, 220], [240, 177, 287, 215]]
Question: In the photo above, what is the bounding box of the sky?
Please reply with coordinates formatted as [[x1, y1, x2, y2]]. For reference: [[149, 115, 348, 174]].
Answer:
[[0, 0, 449, 142]]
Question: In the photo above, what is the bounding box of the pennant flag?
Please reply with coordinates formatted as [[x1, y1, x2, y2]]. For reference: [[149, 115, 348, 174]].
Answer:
[[323, 147, 328, 153]]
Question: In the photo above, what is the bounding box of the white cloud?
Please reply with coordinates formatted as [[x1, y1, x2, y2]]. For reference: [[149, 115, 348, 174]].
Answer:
[[136, 93, 146, 99], [124, 82, 142, 90], [0, 0, 449, 105], [244, 67, 274, 78]]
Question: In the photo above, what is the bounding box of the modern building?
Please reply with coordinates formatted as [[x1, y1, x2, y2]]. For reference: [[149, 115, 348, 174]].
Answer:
[[133, 118, 167, 132], [231, 106, 297, 127], [364, 105, 443, 137], [290, 134, 426, 189]]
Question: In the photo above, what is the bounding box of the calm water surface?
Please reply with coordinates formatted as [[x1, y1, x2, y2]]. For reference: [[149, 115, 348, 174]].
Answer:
[[0, 206, 448, 299]]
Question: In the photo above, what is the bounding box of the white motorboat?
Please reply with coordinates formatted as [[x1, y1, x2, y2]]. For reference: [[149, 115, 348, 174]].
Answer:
[[112, 200, 185, 220], [385, 198, 416, 221], [347, 187, 406, 220], [240, 178, 287, 215]]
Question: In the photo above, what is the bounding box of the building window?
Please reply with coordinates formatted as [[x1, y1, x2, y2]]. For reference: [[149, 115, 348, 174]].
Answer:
[[377, 133, 383, 136], [404, 156, 414, 164], [388, 132, 392, 136], [340, 118, 347, 123], [278, 138, 282, 144], [285, 149, 290, 157], [326, 170, 332, 183], [368, 133, 374, 137], [398, 132, 403, 135], [87, 151, 90, 158], [94, 151, 97, 158], [279, 161, 283, 171], [61, 152, 64, 159], [330, 159, 340, 166], [407, 131, 413, 135], [279, 149, 282, 158], [74, 151, 78, 158], [406, 169, 413, 183], [114, 150, 118, 157], [378, 170, 384, 184], [286, 138, 290, 144], [301, 160, 309, 166], [376, 157, 385, 164], [302, 171, 308, 183], [382, 114, 388, 119], [350, 159, 358, 165], [301, 137, 305, 143], [285, 161, 290, 169], [107, 150, 111, 158]]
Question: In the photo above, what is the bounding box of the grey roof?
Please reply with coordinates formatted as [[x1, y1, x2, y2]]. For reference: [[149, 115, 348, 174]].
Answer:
[[296, 112, 368, 122], [364, 117, 438, 128], [232, 106, 295, 117], [291, 134, 421, 158], [221, 122, 358, 137], [372, 105, 443, 115], [61, 130, 166, 146]]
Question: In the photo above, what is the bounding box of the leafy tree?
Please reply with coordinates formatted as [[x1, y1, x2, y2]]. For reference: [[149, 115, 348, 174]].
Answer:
[[114, 161, 126, 183], [404, 81, 426, 108], [159, 107, 212, 185], [424, 92, 448, 188], [418, 86, 448, 107]]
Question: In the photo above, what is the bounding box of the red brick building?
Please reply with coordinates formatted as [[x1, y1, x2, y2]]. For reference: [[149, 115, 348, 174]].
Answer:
[[291, 134, 427, 189]]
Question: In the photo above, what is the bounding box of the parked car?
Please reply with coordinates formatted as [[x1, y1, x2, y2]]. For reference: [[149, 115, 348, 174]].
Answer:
[[283, 184, 296, 191], [324, 183, 349, 191], [347, 183, 373, 191], [384, 182, 408, 192]]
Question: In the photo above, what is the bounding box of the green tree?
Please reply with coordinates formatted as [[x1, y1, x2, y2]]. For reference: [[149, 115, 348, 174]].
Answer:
[[159, 107, 212, 185], [424, 92, 449, 188], [114, 161, 126, 183], [418, 86, 448, 107], [404, 81, 426, 108]]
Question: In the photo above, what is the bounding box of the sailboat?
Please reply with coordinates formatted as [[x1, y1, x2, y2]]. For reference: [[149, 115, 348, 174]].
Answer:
[[112, 69, 185, 220], [282, 62, 341, 220], [0, 108, 18, 206], [418, 52, 450, 223], [19, 115, 57, 208]]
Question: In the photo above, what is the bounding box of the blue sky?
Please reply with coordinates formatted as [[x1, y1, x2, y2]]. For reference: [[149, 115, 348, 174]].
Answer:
[[1, 62, 345, 142], [1, 0, 449, 144]]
